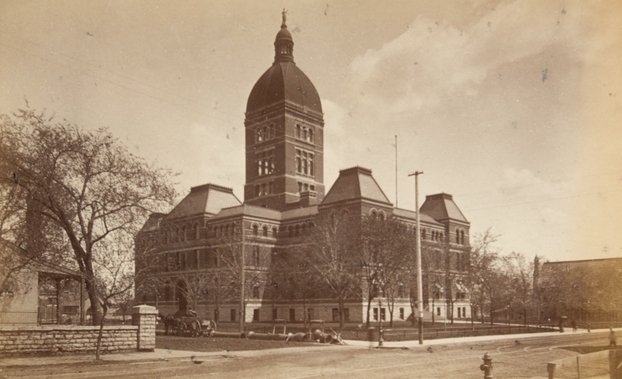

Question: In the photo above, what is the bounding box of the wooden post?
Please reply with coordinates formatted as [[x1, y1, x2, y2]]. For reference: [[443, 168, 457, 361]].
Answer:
[[609, 349, 616, 379], [576, 356, 581, 379], [547, 363, 556, 379]]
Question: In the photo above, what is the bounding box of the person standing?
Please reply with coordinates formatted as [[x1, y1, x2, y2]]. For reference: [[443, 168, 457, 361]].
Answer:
[[609, 328, 617, 348]]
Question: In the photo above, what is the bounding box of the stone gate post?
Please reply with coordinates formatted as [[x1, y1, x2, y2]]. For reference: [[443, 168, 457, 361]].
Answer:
[[132, 304, 158, 351]]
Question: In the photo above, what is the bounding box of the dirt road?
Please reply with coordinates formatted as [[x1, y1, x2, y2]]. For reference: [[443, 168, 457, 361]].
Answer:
[[1, 331, 612, 379]]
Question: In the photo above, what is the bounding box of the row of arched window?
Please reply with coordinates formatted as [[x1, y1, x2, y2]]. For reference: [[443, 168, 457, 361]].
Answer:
[[252, 223, 278, 238], [295, 124, 314, 143], [455, 228, 467, 245], [286, 222, 314, 237], [255, 124, 277, 143], [369, 208, 387, 220]]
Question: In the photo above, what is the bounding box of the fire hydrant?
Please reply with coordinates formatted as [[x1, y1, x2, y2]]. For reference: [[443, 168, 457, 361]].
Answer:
[[480, 352, 493, 379]]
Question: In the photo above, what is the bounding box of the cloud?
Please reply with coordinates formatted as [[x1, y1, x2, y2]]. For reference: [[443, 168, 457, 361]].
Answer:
[[538, 207, 566, 226], [497, 168, 544, 195]]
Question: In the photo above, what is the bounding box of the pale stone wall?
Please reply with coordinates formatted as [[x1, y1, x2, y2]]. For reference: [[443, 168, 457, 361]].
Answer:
[[0, 304, 158, 356], [0, 325, 138, 356], [132, 304, 157, 351]]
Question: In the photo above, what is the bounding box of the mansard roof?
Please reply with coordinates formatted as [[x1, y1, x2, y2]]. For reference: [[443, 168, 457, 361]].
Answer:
[[419, 193, 469, 223], [392, 207, 444, 227], [164, 183, 241, 220], [211, 204, 282, 222], [321, 166, 392, 206]]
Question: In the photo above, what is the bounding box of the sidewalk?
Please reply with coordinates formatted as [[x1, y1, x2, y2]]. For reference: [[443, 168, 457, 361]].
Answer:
[[0, 327, 614, 368], [346, 327, 612, 349]]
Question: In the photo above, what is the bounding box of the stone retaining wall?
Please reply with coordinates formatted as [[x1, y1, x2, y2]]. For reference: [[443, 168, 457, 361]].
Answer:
[[0, 304, 157, 357], [0, 325, 138, 356]]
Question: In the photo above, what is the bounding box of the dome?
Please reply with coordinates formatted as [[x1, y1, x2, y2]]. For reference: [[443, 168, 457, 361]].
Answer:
[[246, 11, 322, 115], [246, 62, 323, 115], [275, 27, 293, 43]]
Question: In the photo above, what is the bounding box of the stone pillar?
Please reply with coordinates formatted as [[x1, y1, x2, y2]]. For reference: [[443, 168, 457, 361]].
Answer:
[[132, 304, 158, 351]]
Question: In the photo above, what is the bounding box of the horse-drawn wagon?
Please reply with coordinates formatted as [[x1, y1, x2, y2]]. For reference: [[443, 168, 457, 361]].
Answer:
[[158, 310, 216, 337]]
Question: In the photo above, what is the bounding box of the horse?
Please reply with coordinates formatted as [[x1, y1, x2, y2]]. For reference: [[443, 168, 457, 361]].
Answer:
[[158, 312, 186, 336]]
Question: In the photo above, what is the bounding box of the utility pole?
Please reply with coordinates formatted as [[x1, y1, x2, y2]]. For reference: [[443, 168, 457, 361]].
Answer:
[[409, 171, 424, 344], [395, 135, 398, 207], [239, 221, 245, 333]]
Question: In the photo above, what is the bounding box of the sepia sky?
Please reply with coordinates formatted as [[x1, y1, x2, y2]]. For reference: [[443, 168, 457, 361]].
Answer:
[[1, 0, 621, 262]]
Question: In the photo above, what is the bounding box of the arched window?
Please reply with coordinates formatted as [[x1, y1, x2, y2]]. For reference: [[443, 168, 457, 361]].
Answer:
[[191, 223, 199, 241], [421, 229, 426, 240], [272, 227, 278, 237], [262, 226, 268, 237], [460, 230, 465, 245], [379, 211, 386, 221], [253, 224, 259, 236], [456, 228, 460, 244], [296, 124, 302, 138], [370, 210, 378, 220], [257, 127, 263, 142], [308, 129, 314, 143]]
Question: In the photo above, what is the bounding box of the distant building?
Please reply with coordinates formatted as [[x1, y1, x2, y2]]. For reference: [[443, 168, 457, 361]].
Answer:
[[536, 257, 622, 323], [135, 12, 471, 324]]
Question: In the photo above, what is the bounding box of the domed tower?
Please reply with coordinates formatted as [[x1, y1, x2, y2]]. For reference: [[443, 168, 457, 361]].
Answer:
[[244, 10, 325, 210]]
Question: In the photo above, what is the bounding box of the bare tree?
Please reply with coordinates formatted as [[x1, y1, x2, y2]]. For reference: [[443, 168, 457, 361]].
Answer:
[[361, 218, 413, 327], [502, 252, 534, 326], [215, 223, 250, 331], [0, 107, 176, 341], [176, 271, 212, 313], [468, 228, 504, 325], [297, 211, 362, 328]]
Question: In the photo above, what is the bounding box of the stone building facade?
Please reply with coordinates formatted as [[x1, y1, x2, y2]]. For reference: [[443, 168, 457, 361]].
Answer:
[[135, 12, 471, 325]]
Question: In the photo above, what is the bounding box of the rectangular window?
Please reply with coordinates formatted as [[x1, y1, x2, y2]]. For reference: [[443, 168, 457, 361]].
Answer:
[[373, 307, 379, 321], [199, 249, 208, 268], [268, 182, 273, 194], [399, 308, 405, 320], [262, 183, 267, 196], [187, 250, 198, 270], [437, 307, 441, 316], [343, 308, 350, 322], [253, 245, 260, 266], [231, 309, 236, 322], [272, 308, 278, 321], [380, 307, 386, 321], [289, 308, 295, 322], [302, 151, 308, 174], [255, 185, 261, 197], [332, 308, 339, 322], [253, 309, 260, 321], [307, 308, 314, 322], [309, 154, 314, 176]]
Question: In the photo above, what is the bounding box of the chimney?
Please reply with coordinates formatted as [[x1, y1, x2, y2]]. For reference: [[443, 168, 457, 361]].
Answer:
[[299, 191, 317, 207]]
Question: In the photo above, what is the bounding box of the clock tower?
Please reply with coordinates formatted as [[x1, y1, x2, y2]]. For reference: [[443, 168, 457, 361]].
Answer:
[[244, 10, 325, 210]]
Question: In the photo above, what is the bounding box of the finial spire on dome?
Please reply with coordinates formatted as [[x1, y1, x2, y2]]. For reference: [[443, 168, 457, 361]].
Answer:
[[274, 9, 294, 63]]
